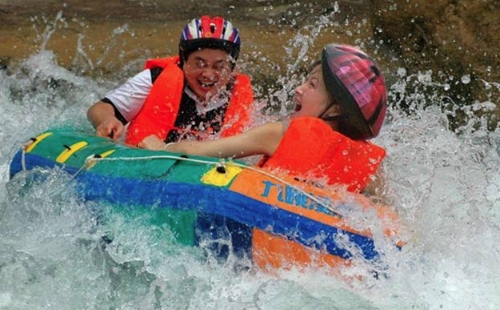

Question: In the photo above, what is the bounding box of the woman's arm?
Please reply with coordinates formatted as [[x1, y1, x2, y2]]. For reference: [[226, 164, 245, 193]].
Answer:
[[138, 121, 285, 159]]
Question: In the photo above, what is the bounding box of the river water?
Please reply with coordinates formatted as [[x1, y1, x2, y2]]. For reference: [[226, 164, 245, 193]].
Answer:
[[1, 6, 500, 310]]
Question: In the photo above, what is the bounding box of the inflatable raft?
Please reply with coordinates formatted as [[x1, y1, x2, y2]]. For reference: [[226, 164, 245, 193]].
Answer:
[[9, 128, 403, 271]]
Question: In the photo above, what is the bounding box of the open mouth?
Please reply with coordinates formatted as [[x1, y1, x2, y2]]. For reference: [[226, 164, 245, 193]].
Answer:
[[294, 102, 302, 112], [199, 80, 216, 88]]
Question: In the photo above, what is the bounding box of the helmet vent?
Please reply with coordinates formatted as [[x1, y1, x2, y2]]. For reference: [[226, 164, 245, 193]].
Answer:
[[321, 44, 387, 140], [179, 16, 241, 62]]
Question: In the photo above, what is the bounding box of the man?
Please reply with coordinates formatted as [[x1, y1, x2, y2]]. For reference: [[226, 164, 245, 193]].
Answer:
[[87, 16, 254, 146]]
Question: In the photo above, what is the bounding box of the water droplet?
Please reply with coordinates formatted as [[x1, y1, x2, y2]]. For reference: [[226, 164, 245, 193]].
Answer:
[[461, 75, 471, 84]]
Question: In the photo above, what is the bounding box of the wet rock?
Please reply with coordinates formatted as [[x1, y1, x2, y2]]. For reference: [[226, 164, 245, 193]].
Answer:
[[373, 0, 500, 128], [0, 56, 9, 71], [0, 0, 498, 128]]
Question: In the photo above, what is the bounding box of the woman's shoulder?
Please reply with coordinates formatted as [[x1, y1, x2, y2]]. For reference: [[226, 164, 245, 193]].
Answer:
[[291, 116, 326, 125], [289, 116, 332, 132]]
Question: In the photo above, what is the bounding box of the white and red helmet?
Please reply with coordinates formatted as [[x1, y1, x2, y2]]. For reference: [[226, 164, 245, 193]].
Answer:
[[179, 16, 241, 63]]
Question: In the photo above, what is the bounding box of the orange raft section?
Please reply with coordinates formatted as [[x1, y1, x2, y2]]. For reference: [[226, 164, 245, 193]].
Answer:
[[228, 169, 404, 271]]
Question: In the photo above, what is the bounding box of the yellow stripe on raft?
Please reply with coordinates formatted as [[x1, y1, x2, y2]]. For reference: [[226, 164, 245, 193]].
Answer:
[[201, 164, 243, 186], [98, 149, 116, 158], [56, 141, 88, 163], [25, 132, 52, 153], [84, 149, 116, 170]]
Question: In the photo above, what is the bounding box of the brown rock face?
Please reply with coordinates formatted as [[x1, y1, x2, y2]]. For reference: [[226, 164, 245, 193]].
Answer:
[[373, 0, 499, 128], [0, 0, 498, 128]]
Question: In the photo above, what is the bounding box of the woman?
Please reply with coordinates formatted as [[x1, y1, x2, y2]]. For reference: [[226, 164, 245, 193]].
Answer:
[[139, 44, 388, 194]]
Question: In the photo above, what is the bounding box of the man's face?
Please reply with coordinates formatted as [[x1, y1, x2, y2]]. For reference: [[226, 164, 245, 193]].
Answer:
[[182, 49, 233, 102]]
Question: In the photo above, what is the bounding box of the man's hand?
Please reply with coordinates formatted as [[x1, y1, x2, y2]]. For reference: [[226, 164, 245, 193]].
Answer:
[[87, 101, 126, 140], [137, 134, 165, 151], [96, 116, 125, 140]]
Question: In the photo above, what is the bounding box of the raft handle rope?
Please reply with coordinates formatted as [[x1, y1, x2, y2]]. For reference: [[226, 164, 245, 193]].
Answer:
[[21, 138, 37, 171], [80, 153, 343, 216], [18, 138, 343, 216], [215, 160, 227, 174]]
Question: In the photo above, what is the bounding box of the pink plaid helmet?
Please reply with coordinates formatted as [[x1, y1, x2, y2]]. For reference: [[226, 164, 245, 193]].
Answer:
[[321, 44, 387, 140], [179, 16, 241, 63]]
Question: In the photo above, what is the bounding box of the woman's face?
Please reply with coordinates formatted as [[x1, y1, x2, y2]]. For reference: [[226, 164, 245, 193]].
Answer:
[[291, 64, 331, 118], [182, 49, 233, 102]]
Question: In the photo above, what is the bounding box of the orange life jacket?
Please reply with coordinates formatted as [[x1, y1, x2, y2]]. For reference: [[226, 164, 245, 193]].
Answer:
[[125, 56, 254, 145], [259, 116, 386, 192]]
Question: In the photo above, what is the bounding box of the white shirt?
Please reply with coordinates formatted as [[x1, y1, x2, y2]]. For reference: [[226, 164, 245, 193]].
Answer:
[[105, 69, 228, 122]]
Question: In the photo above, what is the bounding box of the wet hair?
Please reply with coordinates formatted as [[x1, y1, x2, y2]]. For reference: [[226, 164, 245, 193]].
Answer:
[[308, 60, 338, 110]]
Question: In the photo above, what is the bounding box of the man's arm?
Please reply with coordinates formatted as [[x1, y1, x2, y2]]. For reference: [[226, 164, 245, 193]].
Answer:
[[87, 101, 125, 139]]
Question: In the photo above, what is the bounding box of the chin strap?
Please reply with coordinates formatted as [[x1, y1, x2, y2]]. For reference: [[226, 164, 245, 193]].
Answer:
[[320, 114, 343, 122]]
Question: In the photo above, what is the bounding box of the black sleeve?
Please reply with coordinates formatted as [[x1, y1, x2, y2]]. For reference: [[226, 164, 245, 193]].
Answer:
[[101, 98, 128, 125], [150, 67, 163, 83]]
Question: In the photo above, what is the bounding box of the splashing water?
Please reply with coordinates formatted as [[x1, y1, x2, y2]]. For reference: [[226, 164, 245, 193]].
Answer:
[[1, 8, 500, 310]]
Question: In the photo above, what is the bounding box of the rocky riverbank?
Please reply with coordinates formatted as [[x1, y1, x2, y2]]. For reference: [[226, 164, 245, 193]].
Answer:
[[1, 0, 498, 128]]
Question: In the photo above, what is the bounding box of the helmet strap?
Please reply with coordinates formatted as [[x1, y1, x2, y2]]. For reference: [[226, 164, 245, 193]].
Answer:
[[321, 114, 344, 122]]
